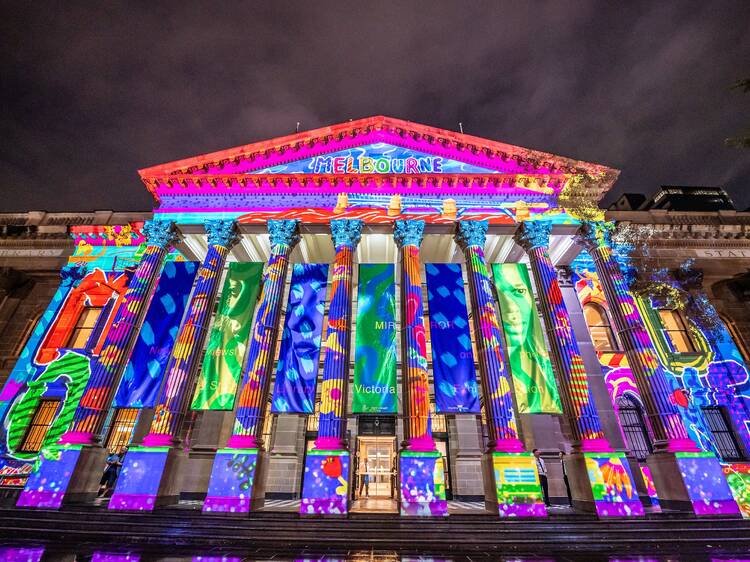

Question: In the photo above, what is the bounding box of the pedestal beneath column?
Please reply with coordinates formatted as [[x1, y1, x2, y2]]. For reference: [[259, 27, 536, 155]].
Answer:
[[399, 450, 447, 517], [300, 449, 349, 515], [581, 451, 644, 517], [17, 444, 106, 508], [109, 446, 185, 511], [203, 448, 264, 514], [648, 451, 740, 515], [487, 451, 547, 517]]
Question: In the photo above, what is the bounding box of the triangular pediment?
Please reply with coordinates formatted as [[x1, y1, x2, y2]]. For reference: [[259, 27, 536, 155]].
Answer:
[[139, 116, 619, 205]]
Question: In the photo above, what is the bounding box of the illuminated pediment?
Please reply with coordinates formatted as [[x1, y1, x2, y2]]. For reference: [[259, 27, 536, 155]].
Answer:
[[140, 116, 619, 225]]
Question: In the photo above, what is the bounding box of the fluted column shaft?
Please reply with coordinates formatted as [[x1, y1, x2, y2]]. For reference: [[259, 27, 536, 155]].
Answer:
[[228, 219, 300, 449], [577, 222, 695, 451], [316, 220, 363, 449], [455, 221, 522, 452], [61, 220, 177, 445], [515, 222, 609, 451], [145, 220, 239, 445], [394, 220, 435, 452]]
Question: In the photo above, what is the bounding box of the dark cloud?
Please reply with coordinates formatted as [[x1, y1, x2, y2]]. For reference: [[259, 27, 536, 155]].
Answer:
[[1, 1, 749, 212]]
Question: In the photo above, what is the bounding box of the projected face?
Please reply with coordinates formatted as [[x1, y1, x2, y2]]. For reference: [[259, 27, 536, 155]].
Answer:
[[497, 269, 533, 342]]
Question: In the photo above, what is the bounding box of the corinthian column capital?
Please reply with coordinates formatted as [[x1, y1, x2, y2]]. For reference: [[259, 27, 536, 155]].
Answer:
[[142, 220, 178, 249], [455, 220, 488, 250], [267, 219, 300, 250], [575, 221, 615, 251], [513, 220, 552, 251], [205, 219, 239, 249], [394, 220, 425, 248], [330, 219, 363, 249]]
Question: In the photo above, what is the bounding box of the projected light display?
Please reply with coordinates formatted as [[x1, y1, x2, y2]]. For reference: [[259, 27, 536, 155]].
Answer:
[[399, 451, 448, 517], [109, 447, 171, 511], [5, 116, 748, 525], [491, 452, 547, 517], [300, 450, 349, 515], [203, 448, 259, 513]]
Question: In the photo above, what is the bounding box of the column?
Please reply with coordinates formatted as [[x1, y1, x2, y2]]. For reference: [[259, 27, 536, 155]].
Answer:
[[109, 219, 239, 511], [394, 220, 447, 516], [455, 220, 546, 517], [203, 219, 300, 513], [17, 220, 177, 508], [515, 221, 643, 517], [576, 221, 739, 515], [300, 219, 362, 516]]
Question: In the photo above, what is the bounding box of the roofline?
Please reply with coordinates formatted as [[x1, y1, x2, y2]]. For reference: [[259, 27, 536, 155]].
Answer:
[[138, 115, 618, 179]]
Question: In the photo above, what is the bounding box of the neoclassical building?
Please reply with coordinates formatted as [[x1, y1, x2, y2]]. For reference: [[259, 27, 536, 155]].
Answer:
[[0, 117, 749, 518]]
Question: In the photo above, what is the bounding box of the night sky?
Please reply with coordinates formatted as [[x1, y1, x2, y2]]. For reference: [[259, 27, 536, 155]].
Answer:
[[2, 2, 749, 213]]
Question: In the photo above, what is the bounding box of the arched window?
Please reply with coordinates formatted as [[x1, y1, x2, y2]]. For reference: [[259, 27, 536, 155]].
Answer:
[[583, 303, 617, 351], [719, 313, 750, 364], [657, 308, 695, 353], [617, 395, 653, 461]]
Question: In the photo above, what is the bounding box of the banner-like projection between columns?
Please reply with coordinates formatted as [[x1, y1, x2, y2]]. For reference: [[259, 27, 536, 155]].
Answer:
[[492, 263, 562, 414], [114, 261, 199, 408], [191, 262, 264, 410], [352, 263, 397, 413], [270, 263, 329, 413], [425, 263, 479, 413]]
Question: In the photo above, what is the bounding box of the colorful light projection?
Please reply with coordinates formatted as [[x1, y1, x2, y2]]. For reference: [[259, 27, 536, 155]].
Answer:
[[572, 265, 749, 515], [300, 450, 349, 515], [722, 463, 750, 519], [91, 553, 141, 562], [399, 451, 448, 517], [114, 261, 199, 408], [352, 263, 397, 413], [191, 262, 264, 410], [584, 452, 644, 517], [425, 263, 480, 414], [16, 444, 82, 508], [203, 448, 259, 513], [270, 263, 329, 413], [675, 452, 740, 515], [491, 452, 547, 517], [108, 446, 171, 511], [492, 263, 562, 414], [0, 546, 45, 562]]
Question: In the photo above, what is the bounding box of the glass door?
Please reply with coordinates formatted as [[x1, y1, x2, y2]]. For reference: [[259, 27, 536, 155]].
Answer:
[[356, 436, 396, 498]]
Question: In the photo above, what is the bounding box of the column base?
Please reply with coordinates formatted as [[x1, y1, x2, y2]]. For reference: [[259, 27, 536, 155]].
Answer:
[[300, 449, 349, 515], [202, 447, 265, 514], [17, 444, 107, 508], [647, 451, 740, 515], [485, 451, 547, 517], [399, 450, 447, 517], [577, 451, 644, 517], [108, 446, 185, 511]]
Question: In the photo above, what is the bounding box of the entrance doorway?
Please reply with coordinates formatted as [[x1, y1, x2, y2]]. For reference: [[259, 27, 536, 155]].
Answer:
[[352, 415, 398, 512], [356, 436, 396, 498]]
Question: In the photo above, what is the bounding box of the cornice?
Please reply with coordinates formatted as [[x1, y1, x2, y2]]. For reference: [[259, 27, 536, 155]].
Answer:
[[145, 172, 568, 201]]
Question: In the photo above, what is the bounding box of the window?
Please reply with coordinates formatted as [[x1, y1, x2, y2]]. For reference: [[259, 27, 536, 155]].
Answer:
[[20, 400, 61, 453], [702, 407, 743, 461], [583, 303, 617, 351], [12, 311, 43, 357], [66, 306, 103, 349], [617, 395, 653, 461], [105, 408, 139, 453], [657, 308, 695, 353], [430, 402, 447, 433]]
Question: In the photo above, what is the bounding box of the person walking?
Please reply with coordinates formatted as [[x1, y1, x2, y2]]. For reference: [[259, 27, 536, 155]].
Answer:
[[533, 448, 550, 507], [560, 451, 573, 507], [359, 457, 370, 498], [97, 448, 125, 498]]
